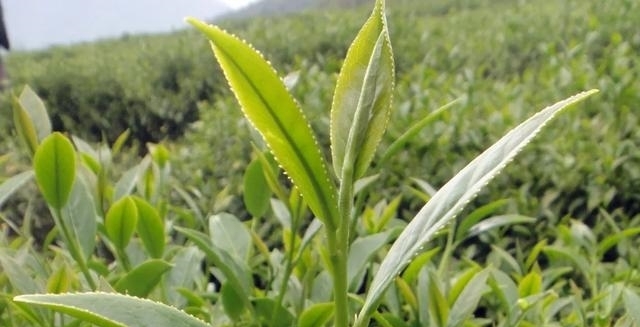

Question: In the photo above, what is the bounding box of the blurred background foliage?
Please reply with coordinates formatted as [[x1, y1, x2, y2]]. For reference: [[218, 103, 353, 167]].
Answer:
[[1, 0, 638, 246]]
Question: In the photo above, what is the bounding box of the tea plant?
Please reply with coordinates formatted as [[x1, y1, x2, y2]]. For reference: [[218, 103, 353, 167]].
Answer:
[[1, 0, 610, 326]]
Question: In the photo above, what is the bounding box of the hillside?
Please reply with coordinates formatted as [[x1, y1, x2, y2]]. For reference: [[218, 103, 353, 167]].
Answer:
[[219, 0, 369, 19]]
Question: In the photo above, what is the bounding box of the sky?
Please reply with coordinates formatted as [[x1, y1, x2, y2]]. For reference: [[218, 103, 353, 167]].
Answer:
[[220, 0, 260, 10], [2, 0, 260, 51]]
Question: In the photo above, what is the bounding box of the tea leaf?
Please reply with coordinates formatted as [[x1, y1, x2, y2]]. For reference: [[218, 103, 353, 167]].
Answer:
[[187, 18, 339, 229], [132, 196, 165, 258], [356, 90, 598, 325], [114, 259, 172, 298], [105, 196, 139, 250], [221, 282, 247, 321], [299, 303, 334, 327], [0, 170, 34, 208], [175, 226, 252, 296], [33, 132, 77, 210], [243, 157, 271, 218], [14, 292, 210, 327], [380, 97, 461, 163], [330, 0, 394, 180], [62, 178, 98, 258], [447, 269, 490, 327], [12, 85, 52, 156], [209, 213, 251, 263]]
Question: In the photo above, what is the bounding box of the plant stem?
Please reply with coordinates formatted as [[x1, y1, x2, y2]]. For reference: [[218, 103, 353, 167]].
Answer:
[[270, 209, 300, 327], [327, 228, 350, 327], [54, 208, 97, 290], [331, 162, 356, 327]]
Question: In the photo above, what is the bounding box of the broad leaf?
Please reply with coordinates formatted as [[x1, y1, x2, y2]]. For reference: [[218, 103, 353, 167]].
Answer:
[[299, 302, 334, 327], [243, 157, 271, 217], [209, 213, 251, 263], [18, 85, 52, 141], [105, 196, 139, 250], [14, 292, 210, 327], [347, 228, 400, 291], [132, 197, 165, 258], [12, 85, 52, 156], [188, 18, 339, 229], [175, 226, 252, 296], [114, 260, 172, 298], [330, 0, 394, 180], [33, 132, 76, 209], [62, 178, 98, 258], [447, 269, 490, 327], [355, 90, 598, 326]]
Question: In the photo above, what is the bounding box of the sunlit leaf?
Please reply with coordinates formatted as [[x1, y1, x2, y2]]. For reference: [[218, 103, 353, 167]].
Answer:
[[114, 260, 172, 298], [187, 17, 339, 230], [132, 196, 165, 258], [105, 196, 139, 250], [330, 0, 394, 180], [356, 90, 598, 326], [14, 293, 209, 327], [33, 132, 77, 210]]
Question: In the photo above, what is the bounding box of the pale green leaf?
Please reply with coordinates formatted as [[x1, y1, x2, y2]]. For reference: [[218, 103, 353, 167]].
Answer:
[[62, 178, 98, 258], [105, 196, 139, 250], [221, 282, 246, 321], [175, 226, 252, 296], [18, 85, 52, 141], [447, 269, 490, 327], [299, 302, 334, 327], [243, 157, 271, 217], [330, 0, 394, 180], [132, 196, 165, 258], [33, 132, 77, 209], [209, 213, 251, 263], [0, 170, 34, 208], [14, 292, 210, 327], [355, 90, 598, 326], [187, 18, 339, 229], [114, 259, 172, 297]]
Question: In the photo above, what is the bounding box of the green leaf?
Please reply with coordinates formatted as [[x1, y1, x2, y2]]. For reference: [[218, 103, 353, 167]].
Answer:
[[427, 274, 449, 327], [299, 302, 334, 327], [165, 247, 205, 306], [105, 196, 139, 250], [209, 213, 251, 263], [175, 227, 252, 296], [62, 178, 98, 259], [330, 0, 394, 180], [355, 90, 598, 326], [518, 270, 542, 297], [12, 85, 52, 156], [0, 250, 42, 294], [220, 282, 247, 321], [132, 197, 165, 258], [14, 292, 210, 327], [447, 269, 490, 327], [46, 265, 73, 294], [243, 157, 271, 217], [347, 228, 400, 291], [623, 288, 640, 325], [114, 260, 172, 298], [465, 214, 536, 238], [253, 298, 295, 327], [33, 132, 77, 209], [0, 170, 34, 208], [380, 97, 461, 163], [18, 85, 52, 141], [188, 18, 339, 229], [113, 157, 151, 202], [455, 199, 510, 241]]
